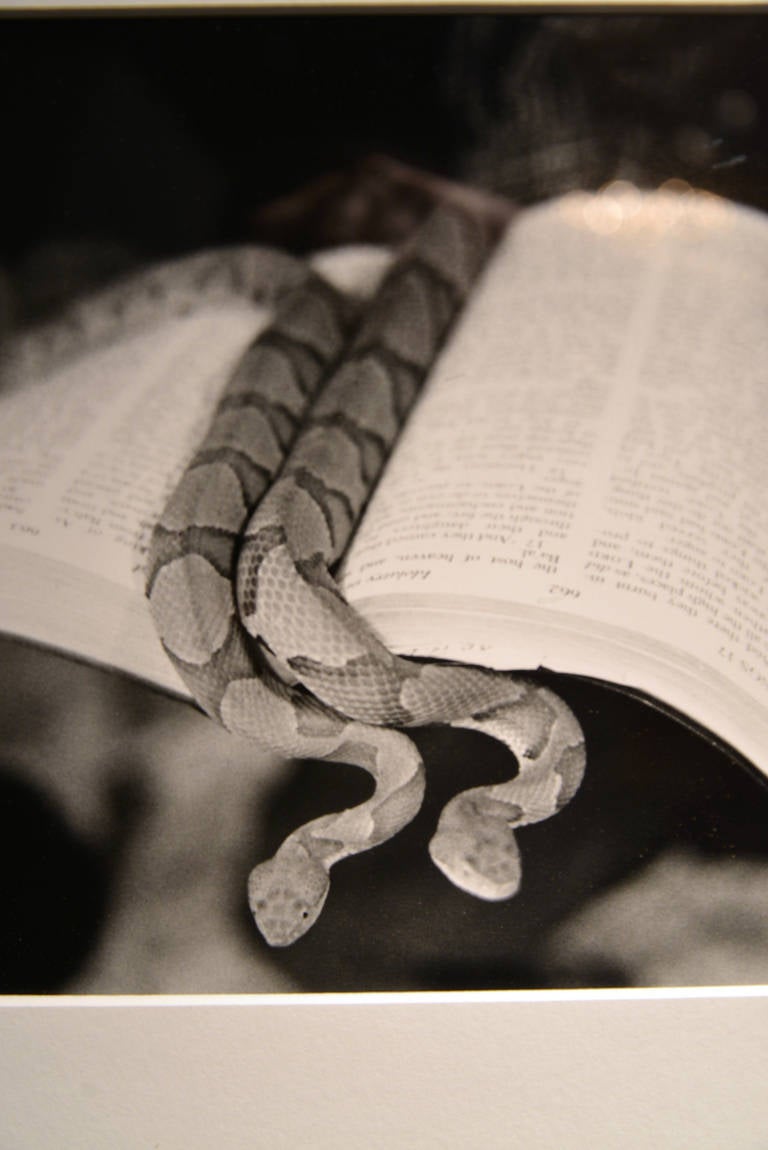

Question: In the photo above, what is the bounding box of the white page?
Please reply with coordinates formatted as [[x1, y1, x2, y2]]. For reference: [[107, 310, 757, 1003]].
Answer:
[[341, 189, 768, 767]]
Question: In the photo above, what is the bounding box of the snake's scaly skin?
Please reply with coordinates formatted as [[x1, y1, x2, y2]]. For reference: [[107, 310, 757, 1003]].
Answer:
[[146, 205, 586, 946], [7, 204, 586, 948]]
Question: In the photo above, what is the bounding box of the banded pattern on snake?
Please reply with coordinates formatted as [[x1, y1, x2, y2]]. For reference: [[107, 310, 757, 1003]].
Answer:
[[145, 203, 586, 946]]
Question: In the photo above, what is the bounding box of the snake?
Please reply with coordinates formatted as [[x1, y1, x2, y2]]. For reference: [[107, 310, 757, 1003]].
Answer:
[[143, 202, 587, 947], [1, 198, 586, 948]]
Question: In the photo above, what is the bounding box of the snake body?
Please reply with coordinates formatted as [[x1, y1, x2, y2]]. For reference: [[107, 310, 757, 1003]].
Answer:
[[2, 201, 587, 947], [144, 204, 586, 946]]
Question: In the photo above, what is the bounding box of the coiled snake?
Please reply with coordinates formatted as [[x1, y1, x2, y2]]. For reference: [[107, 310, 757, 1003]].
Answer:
[[144, 203, 586, 946]]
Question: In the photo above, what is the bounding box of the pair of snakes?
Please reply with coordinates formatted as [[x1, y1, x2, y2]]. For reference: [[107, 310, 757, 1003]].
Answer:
[[145, 202, 586, 946], [7, 198, 586, 947]]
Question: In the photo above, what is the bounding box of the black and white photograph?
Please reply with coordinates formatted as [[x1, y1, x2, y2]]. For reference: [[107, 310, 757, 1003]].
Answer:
[[2, 4, 768, 995], [1, 5, 767, 1143]]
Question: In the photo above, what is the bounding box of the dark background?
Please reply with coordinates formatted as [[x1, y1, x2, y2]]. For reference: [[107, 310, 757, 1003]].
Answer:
[[1, 9, 767, 994], [2, 11, 767, 306]]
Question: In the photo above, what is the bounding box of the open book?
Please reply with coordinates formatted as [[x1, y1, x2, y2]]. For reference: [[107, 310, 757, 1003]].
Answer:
[[1, 185, 767, 777]]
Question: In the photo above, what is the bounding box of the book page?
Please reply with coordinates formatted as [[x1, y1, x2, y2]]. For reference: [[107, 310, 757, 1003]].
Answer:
[[340, 188, 768, 767], [0, 243, 393, 596], [0, 246, 391, 693], [0, 303, 271, 592], [0, 302, 270, 692]]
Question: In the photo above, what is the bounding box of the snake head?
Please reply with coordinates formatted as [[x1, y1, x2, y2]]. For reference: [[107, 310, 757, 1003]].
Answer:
[[429, 813, 522, 901], [248, 847, 330, 947]]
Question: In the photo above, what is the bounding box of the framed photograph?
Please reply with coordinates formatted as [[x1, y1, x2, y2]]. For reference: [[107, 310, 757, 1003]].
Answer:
[[1, 3, 767, 1144]]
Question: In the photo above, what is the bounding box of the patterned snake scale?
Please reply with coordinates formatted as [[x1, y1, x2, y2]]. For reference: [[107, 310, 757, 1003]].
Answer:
[[140, 205, 586, 946]]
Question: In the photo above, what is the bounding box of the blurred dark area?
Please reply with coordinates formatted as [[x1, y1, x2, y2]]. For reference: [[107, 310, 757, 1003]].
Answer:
[[1, 634, 766, 995], [1, 11, 767, 320], [251, 674, 768, 992], [0, 9, 767, 994]]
